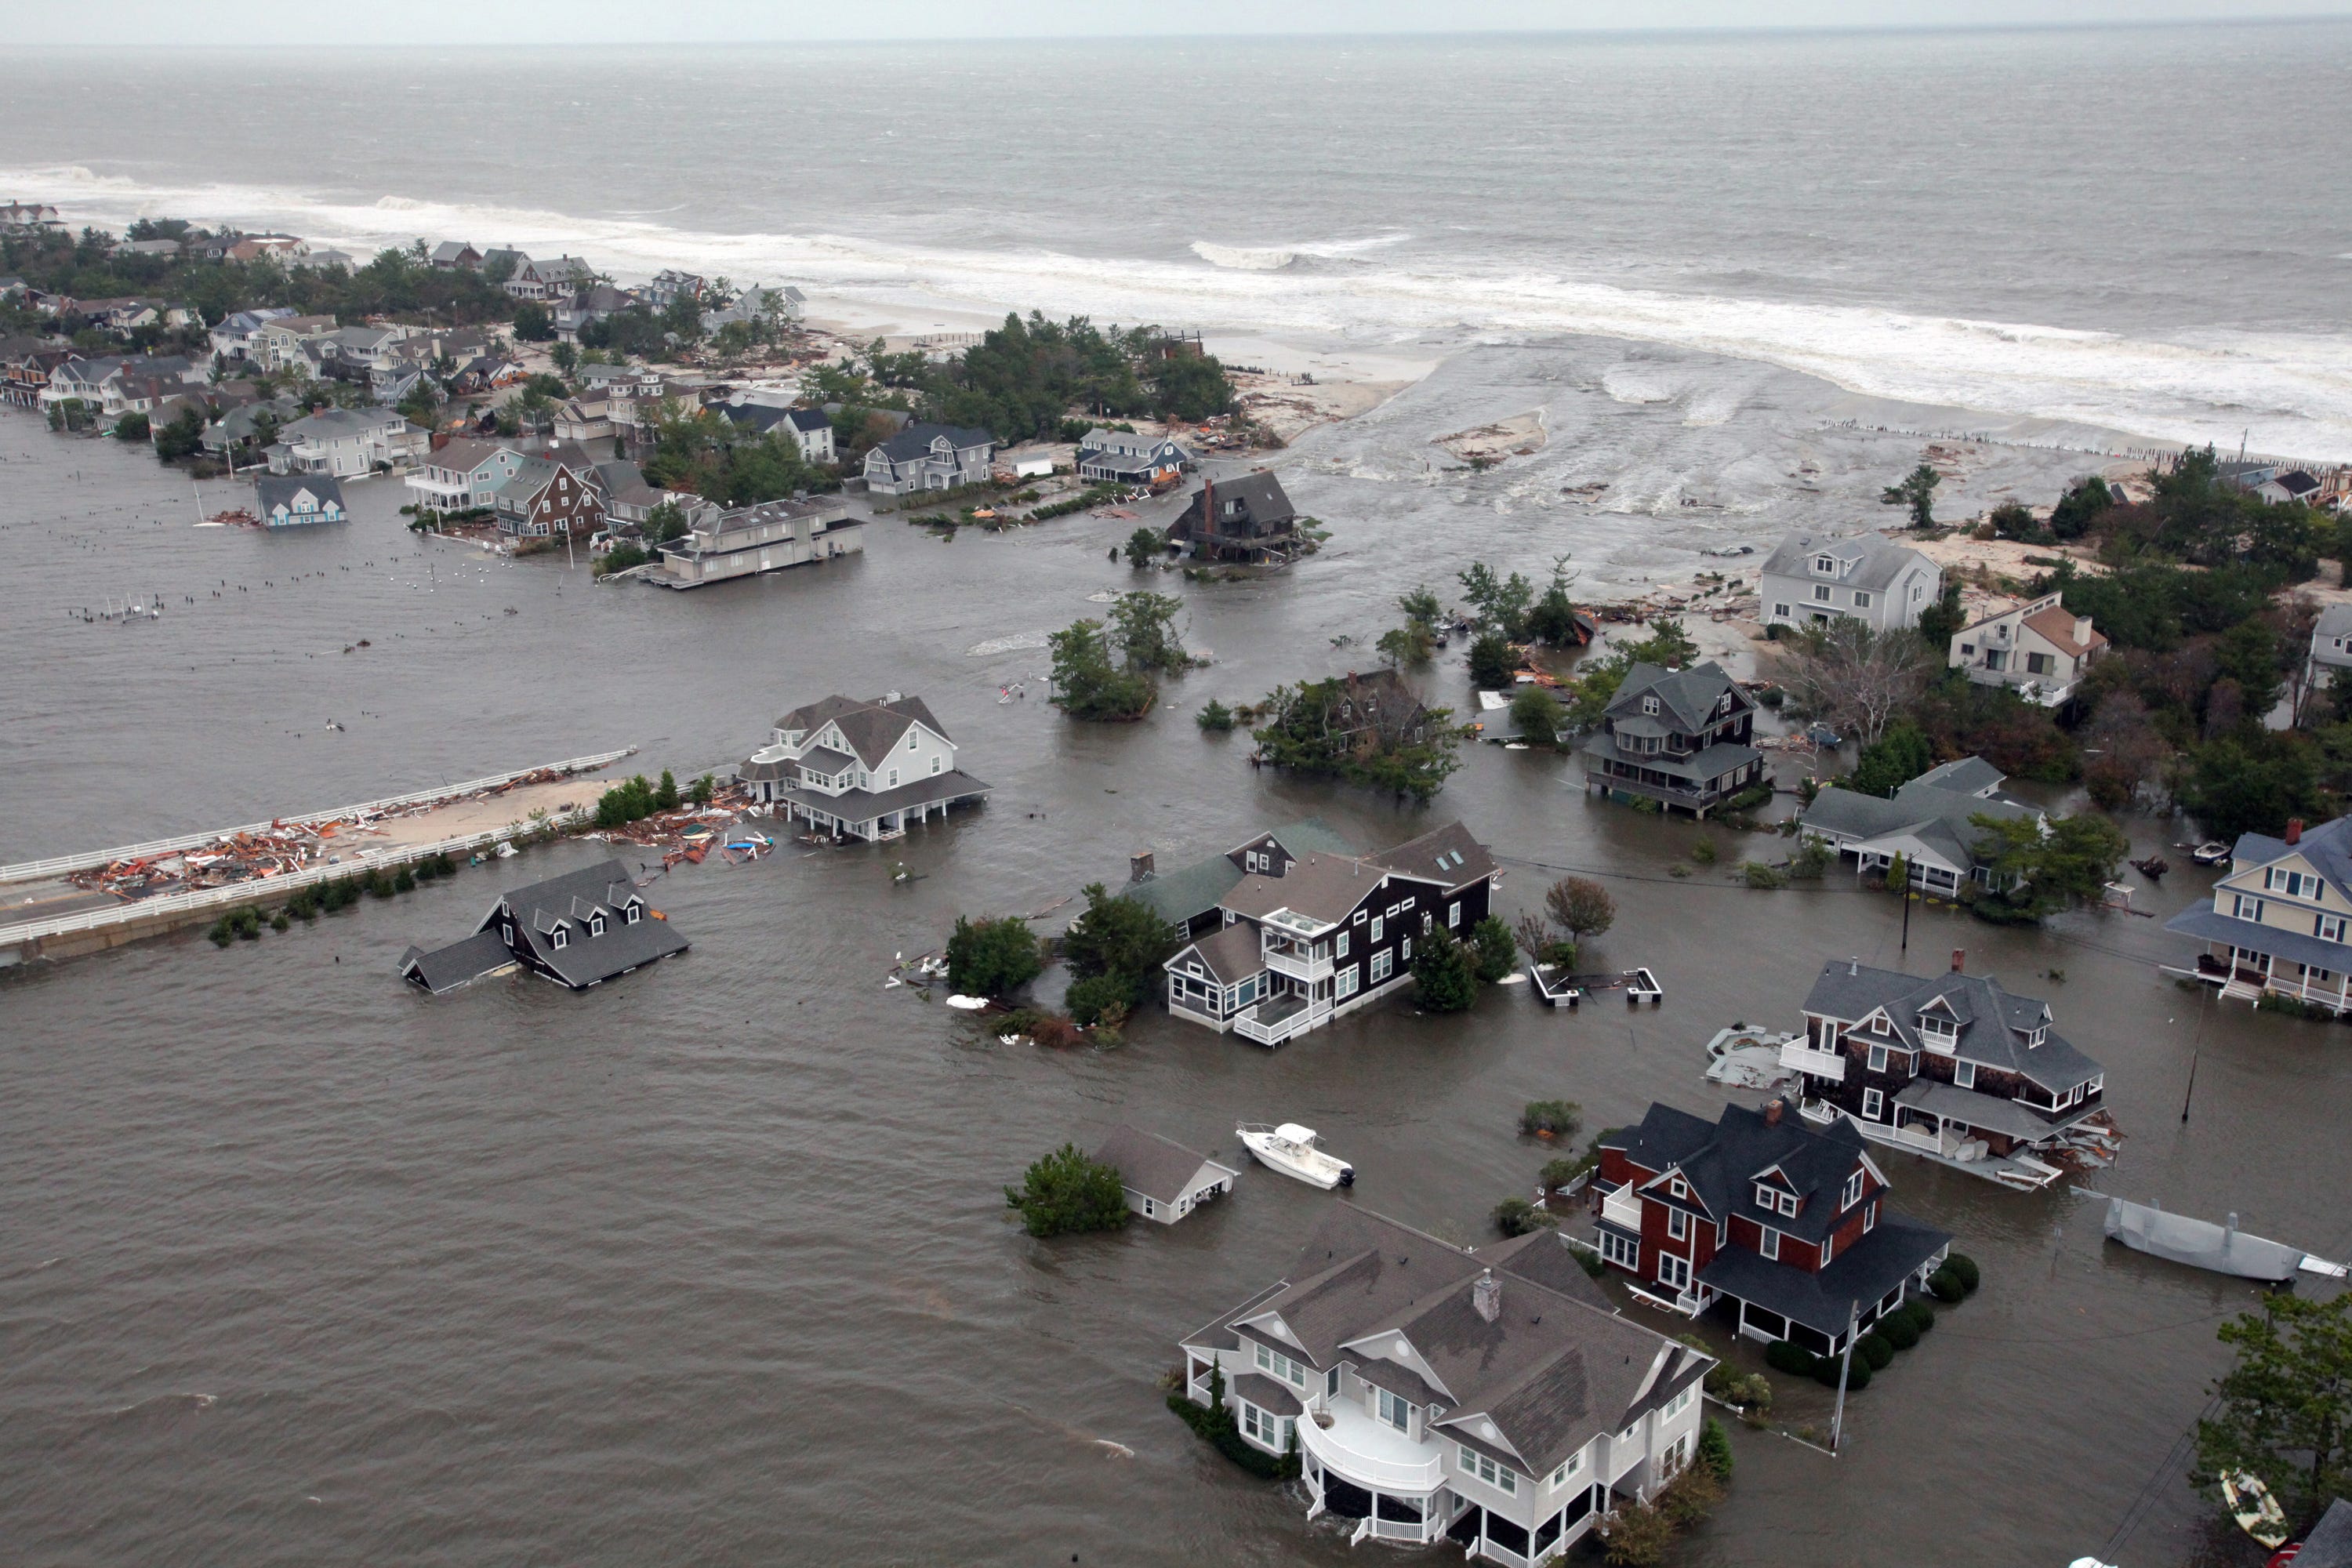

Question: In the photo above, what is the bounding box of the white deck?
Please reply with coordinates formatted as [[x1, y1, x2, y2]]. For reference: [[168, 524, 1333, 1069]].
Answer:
[[1299, 1401, 1444, 1492]]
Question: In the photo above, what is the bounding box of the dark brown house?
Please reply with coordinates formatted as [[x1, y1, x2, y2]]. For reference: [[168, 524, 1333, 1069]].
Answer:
[[1170, 470, 1297, 562]]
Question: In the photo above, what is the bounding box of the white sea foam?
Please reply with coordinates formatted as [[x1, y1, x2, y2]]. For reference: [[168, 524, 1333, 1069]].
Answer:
[[10, 164, 2350, 458]]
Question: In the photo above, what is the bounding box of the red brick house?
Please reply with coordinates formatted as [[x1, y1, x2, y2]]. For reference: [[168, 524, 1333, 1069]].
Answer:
[[1592, 1100, 1950, 1357]]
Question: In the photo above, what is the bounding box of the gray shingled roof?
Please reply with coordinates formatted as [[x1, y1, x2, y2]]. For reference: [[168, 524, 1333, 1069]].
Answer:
[[398, 929, 514, 994], [1094, 1123, 1232, 1205], [1127, 818, 1361, 927], [1602, 1102, 1876, 1247], [2298, 1498, 2352, 1568], [253, 474, 343, 517], [873, 422, 994, 461], [1799, 959, 2101, 1093], [777, 695, 950, 768], [1377, 819, 1497, 892], [1798, 757, 2036, 870], [498, 858, 688, 988], [1604, 660, 1746, 733], [1760, 530, 1933, 592], [1697, 1214, 1950, 1336], [1178, 920, 1265, 984]]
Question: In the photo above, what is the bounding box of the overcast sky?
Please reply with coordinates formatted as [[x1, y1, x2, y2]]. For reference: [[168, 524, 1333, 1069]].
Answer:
[[5, 0, 2345, 45]]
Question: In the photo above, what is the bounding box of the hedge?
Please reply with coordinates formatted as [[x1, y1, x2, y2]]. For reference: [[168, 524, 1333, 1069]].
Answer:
[[1944, 1253, 1982, 1294], [1857, 1332, 1894, 1372], [1765, 1340, 1819, 1377], [1167, 1393, 1298, 1480], [1928, 1266, 1966, 1303]]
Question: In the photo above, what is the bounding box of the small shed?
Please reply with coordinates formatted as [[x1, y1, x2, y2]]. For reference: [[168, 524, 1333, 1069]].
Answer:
[[1094, 1123, 1238, 1225]]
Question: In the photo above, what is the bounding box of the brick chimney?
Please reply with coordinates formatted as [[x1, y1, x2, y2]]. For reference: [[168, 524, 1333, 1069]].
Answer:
[[1130, 849, 1156, 882], [1472, 1268, 1501, 1323], [1951, 949, 1966, 973], [2288, 818, 2303, 846], [1763, 1098, 1784, 1127]]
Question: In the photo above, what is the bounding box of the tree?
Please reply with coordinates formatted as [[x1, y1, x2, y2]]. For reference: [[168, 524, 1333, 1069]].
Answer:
[[2081, 691, 2172, 811], [1509, 685, 1565, 744], [1882, 463, 1941, 528], [1059, 882, 1181, 1011], [1412, 929, 1479, 1012], [643, 500, 691, 546], [2183, 733, 2325, 840], [1850, 721, 1934, 798], [552, 340, 577, 373], [1468, 916, 1518, 982], [1196, 698, 1236, 732], [654, 769, 680, 810], [1524, 555, 1585, 646], [1493, 1197, 1558, 1237], [1468, 631, 1516, 689], [1987, 501, 2042, 542], [1004, 1144, 1130, 1238], [2195, 1290, 2352, 1532], [1108, 590, 1187, 673], [2215, 619, 2285, 723], [1398, 585, 1444, 630], [1545, 877, 1617, 942], [1250, 677, 1462, 801], [112, 411, 149, 441], [397, 378, 441, 433], [1621, 619, 1698, 670], [1123, 526, 1163, 568], [1784, 620, 1932, 747], [1377, 622, 1435, 668], [1968, 810, 2129, 913], [946, 914, 1044, 996], [1458, 561, 1534, 638], [2049, 474, 2114, 540], [1049, 619, 1155, 720], [1916, 580, 1965, 648], [512, 300, 554, 342]]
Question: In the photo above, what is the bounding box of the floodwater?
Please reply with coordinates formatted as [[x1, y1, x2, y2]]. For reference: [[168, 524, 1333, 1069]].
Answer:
[[2, 394, 2347, 1568]]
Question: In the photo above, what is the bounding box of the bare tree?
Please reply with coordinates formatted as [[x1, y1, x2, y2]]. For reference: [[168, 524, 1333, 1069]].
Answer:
[[1784, 621, 1932, 747], [2081, 691, 2174, 811]]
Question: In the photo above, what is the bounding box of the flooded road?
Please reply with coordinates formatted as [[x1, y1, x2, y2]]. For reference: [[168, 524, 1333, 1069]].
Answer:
[[2, 383, 2344, 1568]]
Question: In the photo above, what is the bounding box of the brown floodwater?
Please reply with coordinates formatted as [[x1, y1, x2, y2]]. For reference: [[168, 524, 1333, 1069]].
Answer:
[[2, 387, 2343, 1568]]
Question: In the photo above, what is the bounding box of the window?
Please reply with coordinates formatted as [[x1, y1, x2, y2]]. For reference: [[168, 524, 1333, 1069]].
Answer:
[[1602, 1230, 1639, 1269], [1754, 1181, 1777, 1209], [1142, 1196, 1156, 1218], [1862, 1087, 1883, 1120], [1664, 1386, 1694, 1420], [1328, 1367, 1342, 1397], [1399, 937, 1413, 963], [1240, 1401, 1277, 1445], [1253, 1341, 1309, 1389], [931, 757, 942, 775], [1458, 1446, 1517, 1494], [1352, 909, 1367, 924], [1336, 967, 1359, 1000], [1668, 1209, 1689, 1240], [1918, 1014, 1956, 1044], [1841, 1171, 1864, 1210], [1642, 695, 1660, 715], [1377, 1386, 1412, 1432], [1867, 1044, 1888, 1073], [1370, 916, 1384, 943], [1813, 554, 1836, 575], [589, 912, 606, 936], [1759, 1226, 1780, 1260], [906, 732, 917, 750], [1447, 901, 1461, 927], [1370, 950, 1393, 984], [1336, 930, 1349, 959], [1777, 1191, 1798, 1218], [1548, 1450, 1584, 1488], [2234, 895, 2266, 921], [1865, 1201, 1878, 1233], [2266, 868, 2317, 897], [1853, 591, 1871, 609], [1669, 1176, 1686, 1199], [2025, 652, 2051, 675], [1421, 910, 1433, 935], [1774, 603, 1791, 619], [2321, 914, 2347, 943], [550, 925, 569, 949], [1658, 1253, 1690, 1291], [1821, 1232, 1835, 1265], [1955, 1061, 1975, 1089], [1813, 584, 1832, 602]]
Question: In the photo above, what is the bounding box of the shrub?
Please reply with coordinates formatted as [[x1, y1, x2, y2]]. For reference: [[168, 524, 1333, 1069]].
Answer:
[[1063, 973, 1131, 1028], [1004, 1143, 1129, 1237], [1411, 929, 1479, 1012], [1195, 698, 1236, 732], [1813, 1356, 1869, 1391], [1468, 916, 1517, 982], [1596, 1496, 1678, 1567], [1538, 1156, 1582, 1192], [1928, 1266, 1967, 1303], [1765, 1340, 1819, 1377], [413, 858, 441, 882], [946, 914, 1044, 997], [1493, 1197, 1559, 1237], [1902, 1300, 1936, 1336], [1740, 860, 1789, 890], [270, 911, 290, 932], [1879, 1312, 1921, 1352], [1167, 1363, 1301, 1479], [1577, 1247, 1606, 1278], [1696, 1416, 1733, 1482], [208, 916, 234, 947], [394, 867, 416, 893], [1790, 838, 1831, 880], [1655, 1461, 1723, 1527], [1519, 1100, 1582, 1137], [1945, 1253, 1981, 1294], [1857, 1332, 1895, 1371], [1690, 837, 1719, 864]]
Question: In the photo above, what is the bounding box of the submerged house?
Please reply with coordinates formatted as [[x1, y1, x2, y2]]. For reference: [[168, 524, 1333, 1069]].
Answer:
[[2165, 815, 2352, 1014], [1181, 1207, 1712, 1564], [1577, 661, 1762, 818], [735, 693, 989, 841], [1125, 818, 1361, 938], [1781, 954, 2108, 1179], [649, 495, 862, 588], [1162, 819, 1497, 1046], [1795, 756, 2040, 896], [252, 474, 347, 528], [861, 423, 996, 495], [1592, 1100, 1951, 1354], [1168, 470, 1298, 563], [399, 858, 688, 993], [1094, 1123, 1236, 1225], [1075, 427, 1190, 485]]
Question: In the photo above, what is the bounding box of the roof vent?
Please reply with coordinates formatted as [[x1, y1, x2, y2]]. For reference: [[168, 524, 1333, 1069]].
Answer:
[[1848, 956, 1859, 976], [1472, 1269, 1501, 1323]]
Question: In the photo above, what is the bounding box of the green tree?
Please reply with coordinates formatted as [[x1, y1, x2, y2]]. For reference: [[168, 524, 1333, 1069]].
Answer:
[[1544, 876, 1617, 942], [1968, 810, 2129, 913], [1621, 618, 1699, 670], [1882, 463, 1941, 528], [1123, 526, 1163, 568], [1378, 622, 1435, 667], [1850, 721, 1934, 798], [1916, 580, 1965, 648], [1109, 590, 1188, 673], [1004, 1144, 1131, 1238], [512, 300, 554, 342], [1196, 698, 1236, 732], [1468, 631, 1516, 689], [688, 773, 714, 805], [1524, 555, 1585, 646], [2195, 1290, 2352, 1531], [1509, 685, 1566, 744], [1458, 562, 1535, 638], [1468, 916, 1518, 982], [153, 405, 206, 462], [2182, 734, 2325, 840], [643, 499, 691, 546], [1059, 882, 1181, 1011], [946, 914, 1044, 996], [1412, 929, 1479, 1012], [1398, 585, 1444, 630], [2215, 619, 2285, 722], [2049, 475, 2113, 540], [1987, 501, 2042, 541], [1249, 678, 1462, 801], [1049, 619, 1156, 720], [654, 769, 680, 810], [551, 340, 577, 373], [112, 411, 149, 441]]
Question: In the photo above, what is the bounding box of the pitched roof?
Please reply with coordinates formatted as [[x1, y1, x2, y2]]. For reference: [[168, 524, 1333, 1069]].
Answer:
[[1177, 470, 1294, 534], [397, 929, 514, 994], [1374, 819, 1497, 892], [1760, 530, 1934, 591], [873, 422, 995, 462], [253, 474, 344, 514], [1798, 959, 2101, 1091], [1094, 1123, 1232, 1204], [1220, 852, 1398, 929], [2020, 605, 2108, 656], [2298, 1497, 2352, 1568], [495, 858, 688, 987], [1697, 1213, 1951, 1336], [2221, 815, 2352, 902], [1179, 920, 1266, 984], [1127, 818, 1360, 927], [1798, 755, 2036, 873], [1223, 1207, 1708, 1477], [781, 694, 950, 767], [1606, 660, 1745, 732]]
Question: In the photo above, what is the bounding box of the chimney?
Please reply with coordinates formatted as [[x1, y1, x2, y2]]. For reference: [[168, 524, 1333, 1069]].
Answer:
[[1472, 1269, 1501, 1323], [1848, 956, 1859, 976], [2288, 818, 2303, 845], [1763, 1098, 1784, 1126], [1951, 949, 1965, 974], [1201, 474, 1215, 541], [2077, 614, 2094, 644], [1130, 849, 1156, 883]]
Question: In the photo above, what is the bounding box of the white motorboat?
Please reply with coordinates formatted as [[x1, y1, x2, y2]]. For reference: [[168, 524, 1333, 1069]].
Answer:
[[1236, 1123, 1355, 1189]]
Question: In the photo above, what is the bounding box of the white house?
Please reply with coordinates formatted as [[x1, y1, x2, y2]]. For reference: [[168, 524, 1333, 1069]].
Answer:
[[503, 256, 591, 302], [648, 495, 863, 589], [1093, 1124, 1236, 1225], [268, 408, 426, 479], [1181, 1207, 1712, 1564], [1947, 592, 2109, 706], [862, 423, 996, 495], [405, 437, 528, 511], [735, 693, 990, 842], [1759, 531, 1942, 633], [2307, 604, 2352, 695], [252, 314, 339, 372]]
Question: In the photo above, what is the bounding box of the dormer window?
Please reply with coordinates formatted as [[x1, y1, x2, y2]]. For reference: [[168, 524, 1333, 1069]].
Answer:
[[550, 924, 569, 949], [1841, 1171, 1864, 1210], [1669, 1176, 1686, 1200], [625, 902, 641, 924], [1918, 1014, 1956, 1044], [1813, 554, 1836, 575], [589, 912, 606, 936]]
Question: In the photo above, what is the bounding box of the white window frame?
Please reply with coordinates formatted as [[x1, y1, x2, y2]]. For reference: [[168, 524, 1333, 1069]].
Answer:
[[1657, 1252, 1690, 1291], [1336, 929, 1349, 959], [1446, 901, 1461, 927], [1867, 1044, 1888, 1073], [1457, 1446, 1518, 1495], [1955, 1061, 1976, 1090], [1853, 590, 1871, 609], [1370, 915, 1385, 943], [1668, 1208, 1689, 1240], [1336, 967, 1360, 1000], [1370, 950, 1393, 984], [1862, 1087, 1883, 1120], [1759, 1226, 1780, 1260], [1377, 1385, 1412, 1432], [1777, 1191, 1798, 1218], [2321, 914, 2347, 943]]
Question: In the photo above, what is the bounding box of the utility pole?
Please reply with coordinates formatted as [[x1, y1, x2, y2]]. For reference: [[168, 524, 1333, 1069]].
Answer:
[[1900, 877, 1911, 955], [1829, 1299, 1860, 1453]]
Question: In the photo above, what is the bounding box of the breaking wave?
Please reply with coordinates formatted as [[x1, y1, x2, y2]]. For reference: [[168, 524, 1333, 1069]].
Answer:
[[6, 162, 2350, 458]]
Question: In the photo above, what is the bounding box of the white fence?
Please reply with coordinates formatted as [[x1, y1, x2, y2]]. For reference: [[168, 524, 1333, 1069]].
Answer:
[[0, 809, 596, 950], [0, 748, 634, 884]]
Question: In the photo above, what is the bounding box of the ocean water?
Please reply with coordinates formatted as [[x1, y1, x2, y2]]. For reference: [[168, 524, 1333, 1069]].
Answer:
[[3, 24, 2351, 456]]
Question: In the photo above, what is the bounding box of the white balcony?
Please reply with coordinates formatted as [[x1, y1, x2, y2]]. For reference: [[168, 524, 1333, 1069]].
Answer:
[[1298, 1400, 1445, 1494], [1235, 992, 1331, 1046], [1600, 1185, 1645, 1232], [1264, 944, 1334, 982], [1778, 1041, 1846, 1083]]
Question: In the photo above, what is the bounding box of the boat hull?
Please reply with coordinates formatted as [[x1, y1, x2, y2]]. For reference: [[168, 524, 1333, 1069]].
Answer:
[[2103, 1197, 2303, 1282]]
